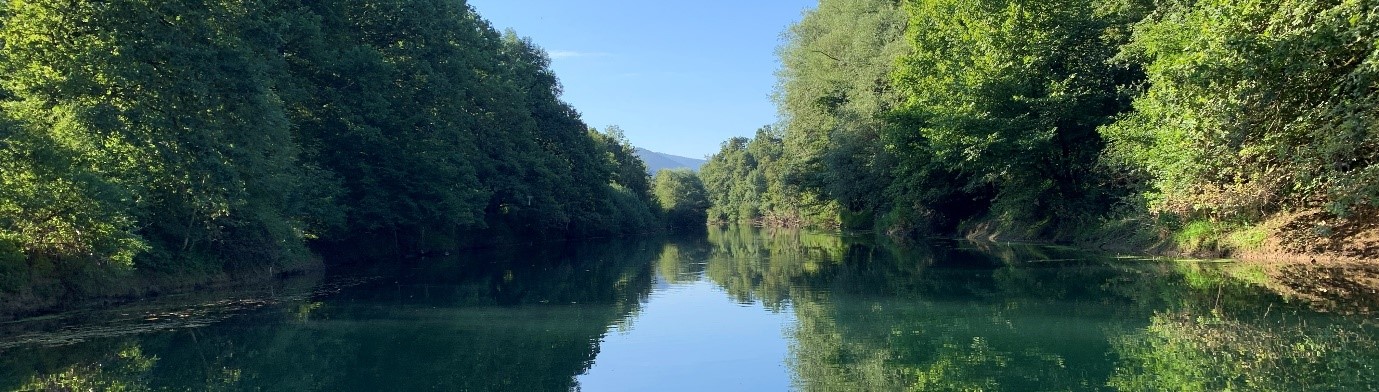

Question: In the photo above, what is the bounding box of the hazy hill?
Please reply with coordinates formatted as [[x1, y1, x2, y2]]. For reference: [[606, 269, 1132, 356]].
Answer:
[[635, 147, 706, 174]]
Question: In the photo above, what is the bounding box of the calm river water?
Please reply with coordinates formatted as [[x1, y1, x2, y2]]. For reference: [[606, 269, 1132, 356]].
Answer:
[[2, 226, 1377, 391]]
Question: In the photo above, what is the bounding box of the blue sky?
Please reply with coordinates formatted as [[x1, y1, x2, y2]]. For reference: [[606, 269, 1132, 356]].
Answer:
[[467, 0, 817, 159]]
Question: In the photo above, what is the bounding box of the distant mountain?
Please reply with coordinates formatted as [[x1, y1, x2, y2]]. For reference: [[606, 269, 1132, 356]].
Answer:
[[634, 147, 706, 174]]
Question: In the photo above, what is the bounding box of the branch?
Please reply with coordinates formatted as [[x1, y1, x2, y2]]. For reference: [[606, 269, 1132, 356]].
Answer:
[[811, 50, 845, 64]]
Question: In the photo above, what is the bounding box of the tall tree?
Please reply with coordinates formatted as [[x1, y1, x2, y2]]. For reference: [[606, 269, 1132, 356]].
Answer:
[[0, 0, 667, 300], [701, 126, 797, 226], [1102, 0, 1379, 225], [886, 0, 1136, 237], [0, 0, 328, 274], [653, 169, 710, 229], [775, 0, 910, 228], [586, 125, 660, 235]]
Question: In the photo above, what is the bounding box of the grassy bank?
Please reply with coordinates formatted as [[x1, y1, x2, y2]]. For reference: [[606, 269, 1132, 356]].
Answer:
[[1073, 207, 1379, 264]]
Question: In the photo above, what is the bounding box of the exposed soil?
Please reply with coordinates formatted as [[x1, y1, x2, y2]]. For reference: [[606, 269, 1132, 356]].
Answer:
[[1222, 207, 1379, 314], [1264, 261, 1379, 315], [1267, 207, 1379, 261], [967, 205, 1379, 314]]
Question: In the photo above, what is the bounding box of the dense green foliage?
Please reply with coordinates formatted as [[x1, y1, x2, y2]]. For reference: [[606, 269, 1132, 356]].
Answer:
[[1102, 0, 1379, 224], [706, 0, 1379, 252], [700, 127, 798, 226], [772, 0, 911, 229], [651, 169, 710, 229], [700, 0, 910, 229], [709, 0, 1136, 236], [886, 0, 1136, 237], [0, 0, 659, 300]]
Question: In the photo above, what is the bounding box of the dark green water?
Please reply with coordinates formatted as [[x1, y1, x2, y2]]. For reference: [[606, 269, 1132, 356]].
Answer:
[[2, 226, 1377, 391]]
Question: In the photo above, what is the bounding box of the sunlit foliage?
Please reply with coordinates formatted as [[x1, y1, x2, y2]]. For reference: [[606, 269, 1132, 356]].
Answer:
[[652, 169, 710, 229], [1101, 0, 1379, 224], [708, 0, 1379, 253]]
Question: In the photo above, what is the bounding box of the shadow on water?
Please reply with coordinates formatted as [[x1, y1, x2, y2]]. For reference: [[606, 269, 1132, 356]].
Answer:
[[2, 227, 1378, 391]]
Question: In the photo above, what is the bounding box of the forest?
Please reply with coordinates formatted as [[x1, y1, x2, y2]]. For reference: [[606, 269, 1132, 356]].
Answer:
[[702, 0, 1379, 258], [3, 0, 1375, 310], [0, 0, 672, 305]]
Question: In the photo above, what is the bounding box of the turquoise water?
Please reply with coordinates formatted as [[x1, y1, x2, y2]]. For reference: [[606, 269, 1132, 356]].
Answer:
[[2, 226, 1377, 391]]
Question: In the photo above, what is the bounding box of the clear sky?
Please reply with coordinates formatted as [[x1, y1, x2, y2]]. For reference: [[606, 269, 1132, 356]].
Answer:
[[467, 0, 817, 159]]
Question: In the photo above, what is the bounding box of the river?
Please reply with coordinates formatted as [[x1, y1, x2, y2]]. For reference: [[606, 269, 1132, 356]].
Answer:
[[1, 226, 1376, 391]]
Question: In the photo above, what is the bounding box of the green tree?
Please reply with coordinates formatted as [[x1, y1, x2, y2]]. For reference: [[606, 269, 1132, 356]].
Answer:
[[700, 127, 796, 226], [0, 0, 667, 303], [275, 0, 493, 254], [887, 0, 1137, 238], [586, 125, 660, 236], [1101, 0, 1379, 233], [652, 169, 710, 229], [0, 0, 328, 277], [775, 0, 910, 228]]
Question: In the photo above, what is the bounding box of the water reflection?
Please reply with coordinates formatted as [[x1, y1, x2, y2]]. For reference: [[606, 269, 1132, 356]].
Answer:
[[697, 225, 1379, 391], [0, 238, 661, 391], [2, 228, 1377, 391]]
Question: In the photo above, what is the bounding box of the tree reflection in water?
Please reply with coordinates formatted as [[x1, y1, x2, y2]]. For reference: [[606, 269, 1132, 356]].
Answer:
[[698, 225, 1379, 391], [0, 238, 661, 391], [3, 229, 1377, 391]]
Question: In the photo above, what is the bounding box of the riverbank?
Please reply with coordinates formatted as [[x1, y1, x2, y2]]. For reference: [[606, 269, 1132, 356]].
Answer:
[[949, 207, 1379, 316], [1101, 209, 1379, 314], [0, 258, 323, 322], [0, 231, 670, 322], [958, 204, 1379, 262], [8, 215, 1374, 322]]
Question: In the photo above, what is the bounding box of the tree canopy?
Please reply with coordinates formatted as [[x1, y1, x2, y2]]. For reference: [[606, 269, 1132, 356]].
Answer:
[[0, 0, 661, 299], [652, 169, 710, 229], [705, 0, 1379, 256]]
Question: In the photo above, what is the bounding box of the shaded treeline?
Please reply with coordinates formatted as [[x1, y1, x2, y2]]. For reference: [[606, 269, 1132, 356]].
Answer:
[[703, 0, 1379, 254], [0, 0, 659, 304]]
